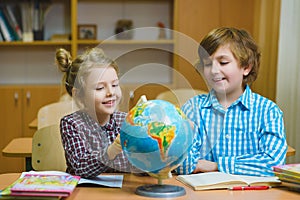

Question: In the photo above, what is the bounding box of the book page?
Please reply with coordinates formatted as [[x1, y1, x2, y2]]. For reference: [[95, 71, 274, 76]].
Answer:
[[231, 174, 281, 185], [176, 172, 281, 190], [176, 172, 247, 188]]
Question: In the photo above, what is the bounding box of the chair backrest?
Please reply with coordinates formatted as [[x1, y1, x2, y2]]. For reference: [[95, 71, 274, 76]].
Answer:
[[156, 88, 207, 107], [37, 101, 78, 129], [32, 124, 67, 171]]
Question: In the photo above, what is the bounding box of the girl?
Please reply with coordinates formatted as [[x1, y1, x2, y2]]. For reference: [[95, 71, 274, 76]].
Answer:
[[56, 47, 133, 178]]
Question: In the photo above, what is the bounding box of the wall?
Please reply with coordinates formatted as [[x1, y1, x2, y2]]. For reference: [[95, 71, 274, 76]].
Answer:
[[276, 0, 300, 163]]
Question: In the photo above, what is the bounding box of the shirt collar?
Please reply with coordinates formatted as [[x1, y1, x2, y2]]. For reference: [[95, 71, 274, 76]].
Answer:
[[238, 85, 251, 110], [201, 90, 218, 108], [201, 85, 252, 111]]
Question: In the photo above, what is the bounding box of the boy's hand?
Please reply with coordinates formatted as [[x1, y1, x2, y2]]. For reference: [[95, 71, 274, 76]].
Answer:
[[107, 135, 122, 160], [193, 159, 218, 173]]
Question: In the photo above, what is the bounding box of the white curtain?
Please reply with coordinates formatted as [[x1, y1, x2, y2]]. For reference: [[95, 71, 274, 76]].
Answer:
[[276, 0, 300, 163]]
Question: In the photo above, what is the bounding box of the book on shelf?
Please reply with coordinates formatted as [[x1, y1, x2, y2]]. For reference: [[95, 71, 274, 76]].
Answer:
[[4, 5, 23, 41], [20, 2, 33, 42], [176, 171, 281, 191], [0, 7, 15, 41], [0, 29, 3, 41]]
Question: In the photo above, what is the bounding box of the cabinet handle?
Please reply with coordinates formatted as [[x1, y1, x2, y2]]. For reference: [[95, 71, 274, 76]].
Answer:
[[26, 91, 31, 104], [129, 90, 134, 99], [14, 92, 19, 105]]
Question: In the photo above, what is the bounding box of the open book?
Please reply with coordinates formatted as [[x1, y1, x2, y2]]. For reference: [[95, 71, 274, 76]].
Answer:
[[0, 171, 123, 198], [20, 171, 124, 188], [176, 172, 281, 191], [3, 173, 80, 198]]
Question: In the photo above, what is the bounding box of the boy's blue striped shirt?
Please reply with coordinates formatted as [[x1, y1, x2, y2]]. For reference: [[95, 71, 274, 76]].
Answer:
[[176, 85, 287, 176]]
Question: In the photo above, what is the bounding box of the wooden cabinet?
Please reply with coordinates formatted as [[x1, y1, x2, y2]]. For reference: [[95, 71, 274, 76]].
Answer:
[[0, 85, 61, 173], [174, 0, 255, 91]]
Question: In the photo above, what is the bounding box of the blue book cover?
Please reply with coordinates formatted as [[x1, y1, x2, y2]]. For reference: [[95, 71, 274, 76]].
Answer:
[[4, 5, 22, 40], [0, 7, 18, 41]]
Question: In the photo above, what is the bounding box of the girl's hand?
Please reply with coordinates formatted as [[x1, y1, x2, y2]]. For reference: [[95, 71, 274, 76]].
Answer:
[[107, 135, 122, 160]]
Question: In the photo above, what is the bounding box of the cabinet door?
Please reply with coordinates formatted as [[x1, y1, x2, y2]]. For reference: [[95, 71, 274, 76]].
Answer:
[[175, 0, 255, 90], [0, 86, 24, 173], [175, 0, 220, 90], [22, 86, 62, 137]]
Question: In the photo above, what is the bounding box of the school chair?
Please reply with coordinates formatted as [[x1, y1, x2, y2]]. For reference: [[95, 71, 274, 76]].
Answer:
[[37, 100, 79, 129], [287, 145, 296, 157], [31, 124, 67, 171], [155, 88, 208, 107]]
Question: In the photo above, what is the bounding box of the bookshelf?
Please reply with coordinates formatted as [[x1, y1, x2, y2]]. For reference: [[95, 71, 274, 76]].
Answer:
[[0, 0, 260, 121], [0, 0, 175, 108]]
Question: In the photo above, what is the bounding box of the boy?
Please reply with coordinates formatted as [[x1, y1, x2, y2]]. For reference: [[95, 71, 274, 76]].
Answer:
[[176, 27, 287, 176]]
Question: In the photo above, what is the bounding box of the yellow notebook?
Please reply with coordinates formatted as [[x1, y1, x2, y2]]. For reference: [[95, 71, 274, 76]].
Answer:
[[176, 172, 281, 191]]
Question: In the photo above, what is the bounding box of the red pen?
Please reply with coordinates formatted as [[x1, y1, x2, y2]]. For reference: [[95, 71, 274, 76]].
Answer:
[[228, 186, 271, 191]]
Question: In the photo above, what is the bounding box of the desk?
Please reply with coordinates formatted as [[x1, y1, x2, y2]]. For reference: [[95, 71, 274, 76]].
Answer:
[[2, 138, 33, 171], [2, 137, 296, 172], [0, 173, 299, 200]]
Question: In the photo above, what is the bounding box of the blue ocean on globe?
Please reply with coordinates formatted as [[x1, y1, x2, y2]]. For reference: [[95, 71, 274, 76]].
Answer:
[[120, 98, 193, 181]]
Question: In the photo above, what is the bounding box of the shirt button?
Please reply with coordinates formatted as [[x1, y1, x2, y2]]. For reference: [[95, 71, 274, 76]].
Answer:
[[225, 134, 230, 139]]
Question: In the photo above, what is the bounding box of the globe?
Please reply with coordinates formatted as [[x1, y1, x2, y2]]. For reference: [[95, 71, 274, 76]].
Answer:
[[120, 96, 193, 198]]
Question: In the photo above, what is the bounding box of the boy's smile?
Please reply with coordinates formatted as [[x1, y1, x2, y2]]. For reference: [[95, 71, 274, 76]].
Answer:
[[204, 44, 251, 106]]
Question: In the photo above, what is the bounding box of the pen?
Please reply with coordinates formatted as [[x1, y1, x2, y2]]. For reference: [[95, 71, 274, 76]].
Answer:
[[228, 186, 271, 191]]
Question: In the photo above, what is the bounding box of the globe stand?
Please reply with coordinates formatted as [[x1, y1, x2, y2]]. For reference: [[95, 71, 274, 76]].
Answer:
[[136, 184, 186, 198], [135, 178, 186, 198]]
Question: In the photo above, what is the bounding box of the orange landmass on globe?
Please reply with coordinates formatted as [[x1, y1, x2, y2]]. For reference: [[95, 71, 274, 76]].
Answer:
[[148, 122, 175, 160]]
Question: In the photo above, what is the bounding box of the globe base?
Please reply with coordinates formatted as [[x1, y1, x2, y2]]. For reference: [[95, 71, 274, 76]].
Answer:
[[135, 184, 186, 198]]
